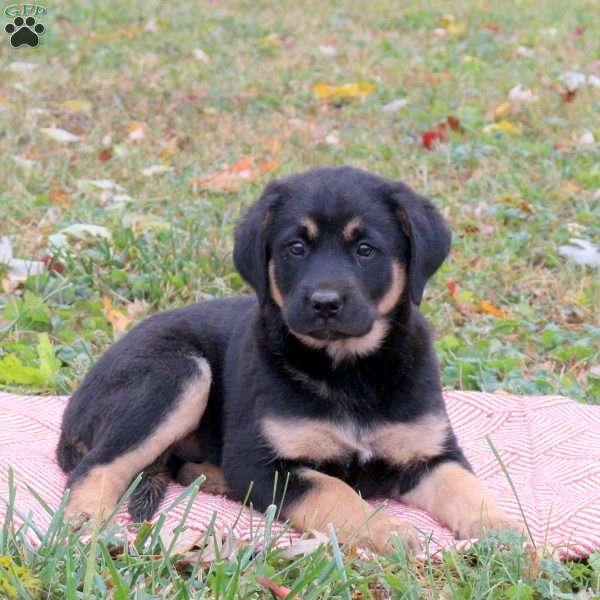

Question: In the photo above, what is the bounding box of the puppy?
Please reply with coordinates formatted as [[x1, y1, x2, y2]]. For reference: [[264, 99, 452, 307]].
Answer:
[[57, 166, 515, 552]]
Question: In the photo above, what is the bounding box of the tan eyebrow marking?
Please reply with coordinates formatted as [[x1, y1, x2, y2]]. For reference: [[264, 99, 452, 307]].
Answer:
[[300, 217, 318, 240], [342, 216, 363, 240]]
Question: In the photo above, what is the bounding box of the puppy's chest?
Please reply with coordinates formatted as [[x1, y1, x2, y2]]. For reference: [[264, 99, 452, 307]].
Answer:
[[261, 413, 449, 467]]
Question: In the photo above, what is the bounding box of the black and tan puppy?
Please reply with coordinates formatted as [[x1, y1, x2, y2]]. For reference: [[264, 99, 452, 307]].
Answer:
[[57, 166, 515, 552]]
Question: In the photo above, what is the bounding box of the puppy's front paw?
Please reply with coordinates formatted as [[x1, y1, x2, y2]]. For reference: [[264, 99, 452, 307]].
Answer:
[[454, 507, 520, 540], [367, 514, 421, 554]]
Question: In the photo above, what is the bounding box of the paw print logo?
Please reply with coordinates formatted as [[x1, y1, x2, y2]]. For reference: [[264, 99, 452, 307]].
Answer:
[[5, 16, 45, 48]]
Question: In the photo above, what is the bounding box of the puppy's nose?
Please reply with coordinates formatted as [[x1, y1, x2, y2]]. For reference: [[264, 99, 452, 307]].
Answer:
[[310, 290, 342, 317]]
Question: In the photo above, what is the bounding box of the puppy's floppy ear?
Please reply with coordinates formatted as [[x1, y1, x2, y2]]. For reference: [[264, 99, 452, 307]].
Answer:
[[387, 182, 451, 305], [233, 181, 282, 304]]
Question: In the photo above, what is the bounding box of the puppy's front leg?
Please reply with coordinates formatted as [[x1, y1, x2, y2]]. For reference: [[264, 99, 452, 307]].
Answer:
[[401, 461, 517, 539], [285, 468, 420, 554]]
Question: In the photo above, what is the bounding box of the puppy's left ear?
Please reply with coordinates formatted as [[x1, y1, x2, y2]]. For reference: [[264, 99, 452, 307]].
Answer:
[[387, 182, 451, 305], [233, 181, 282, 304]]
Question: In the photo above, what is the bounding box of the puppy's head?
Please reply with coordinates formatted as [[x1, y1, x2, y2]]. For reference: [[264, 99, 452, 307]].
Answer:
[[234, 167, 450, 361]]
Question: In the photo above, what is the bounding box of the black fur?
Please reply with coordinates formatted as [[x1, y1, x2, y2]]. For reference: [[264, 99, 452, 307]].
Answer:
[[57, 166, 465, 522]]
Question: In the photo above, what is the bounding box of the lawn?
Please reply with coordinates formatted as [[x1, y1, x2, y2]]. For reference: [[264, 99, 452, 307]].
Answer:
[[0, 0, 599, 597]]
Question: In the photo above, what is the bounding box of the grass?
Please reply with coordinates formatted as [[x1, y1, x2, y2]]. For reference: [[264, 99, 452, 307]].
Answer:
[[0, 0, 599, 596]]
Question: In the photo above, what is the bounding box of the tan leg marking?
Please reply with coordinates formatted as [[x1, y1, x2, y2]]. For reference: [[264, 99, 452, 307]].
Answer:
[[286, 469, 420, 554], [401, 462, 518, 539], [65, 358, 212, 523], [177, 461, 229, 495], [300, 216, 318, 240], [369, 414, 449, 466], [342, 216, 362, 240], [377, 261, 407, 315], [268, 260, 285, 307]]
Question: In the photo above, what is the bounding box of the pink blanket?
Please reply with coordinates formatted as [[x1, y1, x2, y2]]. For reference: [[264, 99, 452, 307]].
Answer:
[[1, 390, 599, 559]]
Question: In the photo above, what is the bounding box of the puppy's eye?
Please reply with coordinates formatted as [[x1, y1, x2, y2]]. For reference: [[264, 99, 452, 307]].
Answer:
[[356, 243, 375, 258], [287, 241, 307, 257]]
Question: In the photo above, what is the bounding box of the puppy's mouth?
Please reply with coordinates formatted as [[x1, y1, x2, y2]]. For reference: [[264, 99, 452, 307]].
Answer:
[[303, 327, 353, 341]]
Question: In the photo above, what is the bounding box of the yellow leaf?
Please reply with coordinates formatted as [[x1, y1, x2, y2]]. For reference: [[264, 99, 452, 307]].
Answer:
[[439, 14, 466, 34], [483, 120, 522, 136], [61, 99, 92, 113], [478, 300, 509, 318], [494, 102, 512, 118], [126, 122, 146, 141], [312, 83, 375, 101], [103, 296, 131, 334]]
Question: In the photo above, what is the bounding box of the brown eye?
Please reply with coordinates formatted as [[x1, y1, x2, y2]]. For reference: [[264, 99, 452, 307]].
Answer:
[[356, 243, 375, 258], [287, 241, 306, 257]]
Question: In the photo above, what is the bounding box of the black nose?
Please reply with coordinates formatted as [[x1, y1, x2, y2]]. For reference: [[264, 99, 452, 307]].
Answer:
[[310, 290, 342, 317]]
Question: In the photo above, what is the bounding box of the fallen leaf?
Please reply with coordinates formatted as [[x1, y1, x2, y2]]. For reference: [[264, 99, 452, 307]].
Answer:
[[193, 48, 210, 62], [123, 214, 170, 232], [194, 157, 279, 192], [558, 239, 600, 267], [0, 236, 45, 289], [421, 127, 446, 150], [127, 122, 146, 141], [279, 530, 329, 559], [40, 128, 80, 143], [97, 147, 113, 162], [11, 155, 36, 171], [446, 280, 459, 297], [508, 84, 538, 106], [312, 82, 374, 101], [382, 98, 409, 113], [559, 71, 586, 91], [478, 300, 509, 318], [574, 130, 595, 147], [318, 44, 337, 56], [77, 179, 124, 192], [446, 115, 463, 132], [103, 296, 131, 334], [41, 254, 65, 273], [61, 99, 92, 113], [141, 165, 174, 177], [439, 14, 466, 35], [48, 224, 112, 251], [560, 89, 577, 103], [483, 22, 500, 33], [49, 189, 73, 207], [257, 159, 280, 174], [494, 102, 512, 118], [483, 120, 522, 136]]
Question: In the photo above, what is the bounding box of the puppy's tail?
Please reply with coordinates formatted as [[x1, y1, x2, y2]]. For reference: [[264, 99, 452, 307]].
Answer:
[[128, 462, 171, 522]]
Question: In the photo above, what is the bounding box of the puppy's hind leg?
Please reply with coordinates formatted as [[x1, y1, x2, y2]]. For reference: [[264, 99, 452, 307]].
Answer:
[[65, 357, 212, 525]]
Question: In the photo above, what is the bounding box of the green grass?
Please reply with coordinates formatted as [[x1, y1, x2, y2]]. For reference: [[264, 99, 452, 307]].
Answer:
[[0, 0, 599, 596]]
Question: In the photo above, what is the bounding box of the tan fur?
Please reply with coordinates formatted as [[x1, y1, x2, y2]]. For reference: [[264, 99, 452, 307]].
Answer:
[[65, 358, 212, 523], [300, 216, 318, 240], [177, 461, 229, 495], [268, 260, 285, 307], [369, 414, 449, 465], [377, 262, 406, 315], [262, 413, 447, 466], [342, 216, 362, 240], [401, 462, 518, 538], [286, 469, 420, 553]]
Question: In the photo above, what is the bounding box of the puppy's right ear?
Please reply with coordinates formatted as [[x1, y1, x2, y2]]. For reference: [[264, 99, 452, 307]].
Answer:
[[233, 181, 282, 304]]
